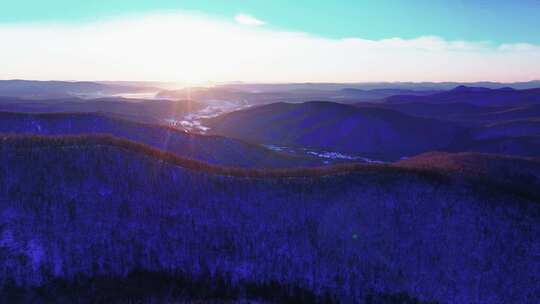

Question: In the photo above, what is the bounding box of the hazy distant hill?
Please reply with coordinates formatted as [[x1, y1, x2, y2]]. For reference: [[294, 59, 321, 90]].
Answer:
[[0, 80, 156, 99], [338, 88, 438, 100], [0, 96, 202, 124], [218, 80, 540, 91], [385, 86, 540, 107], [0, 135, 538, 303], [157, 86, 437, 105], [206, 101, 466, 160], [0, 112, 321, 168]]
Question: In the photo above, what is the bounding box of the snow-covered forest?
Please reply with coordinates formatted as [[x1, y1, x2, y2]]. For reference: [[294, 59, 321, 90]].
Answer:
[[0, 135, 538, 303]]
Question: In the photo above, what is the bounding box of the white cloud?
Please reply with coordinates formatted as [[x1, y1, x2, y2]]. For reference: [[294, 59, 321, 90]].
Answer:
[[0, 11, 539, 83], [234, 14, 266, 26], [498, 43, 540, 52]]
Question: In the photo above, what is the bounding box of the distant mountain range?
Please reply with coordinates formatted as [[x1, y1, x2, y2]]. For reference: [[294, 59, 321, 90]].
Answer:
[[0, 95, 202, 124], [0, 80, 158, 99], [384, 85, 540, 106], [4, 79, 539, 106], [218, 80, 540, 91], [157, 82, 540, 107], [156, 87, 437, 104]]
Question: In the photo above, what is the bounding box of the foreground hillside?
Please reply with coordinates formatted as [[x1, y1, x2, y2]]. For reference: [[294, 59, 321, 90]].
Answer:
[[0, 112, 321, 168], [398, 151, 540, 199], [0, 135, 539, 303], [207, 101, 465, 160]]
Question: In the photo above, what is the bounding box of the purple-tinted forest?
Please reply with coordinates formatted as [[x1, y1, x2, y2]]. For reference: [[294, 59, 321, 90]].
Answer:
[[2, 2, 540, 302]]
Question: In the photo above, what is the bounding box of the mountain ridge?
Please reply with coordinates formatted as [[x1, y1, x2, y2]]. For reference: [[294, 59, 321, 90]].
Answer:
[[3, 134, 539, 193], [206, 101, 468, 160], [385, 86, 540, 106], [0, 112, 324, 168]]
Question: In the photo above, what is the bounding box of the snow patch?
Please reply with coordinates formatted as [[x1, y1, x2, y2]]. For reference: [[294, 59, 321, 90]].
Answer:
[[307, 151, 359, 160], [306, 150, 385, 163], [31, 120, 42, 132], [26, 239, 45, 270], [262, 144, 288, 152], [261, 144, 387, 164]]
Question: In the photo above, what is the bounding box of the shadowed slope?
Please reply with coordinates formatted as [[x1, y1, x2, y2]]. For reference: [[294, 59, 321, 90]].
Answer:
[[207, 101, 465, 160], [356, 102, 504, 125], [0, 112, 322, 168], [372, 102, 540, 125], [355, 96, 540, 158]]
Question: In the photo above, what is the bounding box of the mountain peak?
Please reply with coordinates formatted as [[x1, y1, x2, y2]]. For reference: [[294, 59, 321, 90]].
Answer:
[[451, 85, 492, 92], [497, 87, 516, 91]]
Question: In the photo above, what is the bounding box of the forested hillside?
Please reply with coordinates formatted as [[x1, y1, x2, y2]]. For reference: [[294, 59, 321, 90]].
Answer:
[[207, 101, 465, 160], [0, 135, 539, 303], [0, 112, 322, 168]]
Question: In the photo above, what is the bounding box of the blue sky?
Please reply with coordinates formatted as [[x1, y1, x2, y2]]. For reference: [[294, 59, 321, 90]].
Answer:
[[2, 0, 540, 44], [1, 1, 540, 82]]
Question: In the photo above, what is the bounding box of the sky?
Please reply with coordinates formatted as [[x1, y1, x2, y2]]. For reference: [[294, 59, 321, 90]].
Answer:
[[1, 0, 540, 83]]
